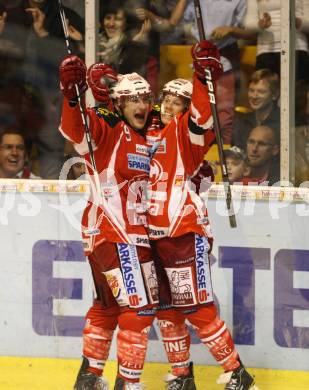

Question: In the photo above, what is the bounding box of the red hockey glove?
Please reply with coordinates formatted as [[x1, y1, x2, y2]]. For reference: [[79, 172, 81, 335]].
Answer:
[[191, 40, 223, 82], [190, 160, 214, 194], [59, 55, 88, 101], [87, 63, 118, 105]]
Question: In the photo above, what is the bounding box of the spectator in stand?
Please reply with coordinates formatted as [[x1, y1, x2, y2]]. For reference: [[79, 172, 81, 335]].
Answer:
[[225, 145, 250, 184], [0, 0, 84, 179], [0, 129, 39, 179], [242, 125, 280, 185], [134, 0, 188, 33], [0, 4, 6, 32], [180, 0, 200, 44], [98, 0, 151, 78], [296, 79, 309, 127], [0, 2, 27, 81], [232, 69, 280, 151], [244, 0, 309, 80], [125, 0, 165, 95], [0, 0, 84, 85], [63, 141, 86, 180], [295, 80, 309, 185], [295, 125, 309, 186], [186, 0, 247, 144], [132, 0, 189, 44]]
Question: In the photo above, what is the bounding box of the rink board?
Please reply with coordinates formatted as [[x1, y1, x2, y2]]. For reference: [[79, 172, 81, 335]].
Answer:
[[0, 180, 308, 373]]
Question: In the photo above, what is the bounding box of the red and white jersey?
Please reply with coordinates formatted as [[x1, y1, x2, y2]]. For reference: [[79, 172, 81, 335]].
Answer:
[[59, 102, 152, 253], [147, 76, 215, 240]]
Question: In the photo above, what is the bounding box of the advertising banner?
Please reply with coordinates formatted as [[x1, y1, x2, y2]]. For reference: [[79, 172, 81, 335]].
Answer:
[[0, 180, 308, 371]]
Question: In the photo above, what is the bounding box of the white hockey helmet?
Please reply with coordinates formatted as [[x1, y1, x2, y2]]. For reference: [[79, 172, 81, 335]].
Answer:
[[162, 78, 192, 100], [110, 72, 152, 100]]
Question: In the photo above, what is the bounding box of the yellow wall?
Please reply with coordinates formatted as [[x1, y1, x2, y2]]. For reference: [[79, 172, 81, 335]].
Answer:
[[159, 44, 257, 107]]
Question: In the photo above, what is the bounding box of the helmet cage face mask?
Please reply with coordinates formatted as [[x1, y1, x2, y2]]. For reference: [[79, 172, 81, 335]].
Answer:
[[110, 72, 153, 104], [160, 78, 192, 111], [120, 94, 153, 106], [162, 78, 193, 100]]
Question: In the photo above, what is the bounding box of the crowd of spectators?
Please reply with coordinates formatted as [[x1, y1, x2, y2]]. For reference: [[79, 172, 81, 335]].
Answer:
[[0, 0, 84, 179], [0, 0, 308, 186]]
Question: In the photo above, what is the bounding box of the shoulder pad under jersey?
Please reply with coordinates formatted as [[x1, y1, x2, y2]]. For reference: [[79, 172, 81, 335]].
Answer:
[[94, 107, 120, 127]]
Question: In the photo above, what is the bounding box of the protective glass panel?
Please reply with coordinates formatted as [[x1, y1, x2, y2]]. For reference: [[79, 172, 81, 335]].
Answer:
[[295, 0, 309, 186], [0, 0, 85, 179]]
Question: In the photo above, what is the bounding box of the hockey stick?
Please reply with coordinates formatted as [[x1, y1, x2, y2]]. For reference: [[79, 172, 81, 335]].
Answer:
[[58, 0, 135, 243], [58, 0, 102, 201], [193, 0, 237, 228]]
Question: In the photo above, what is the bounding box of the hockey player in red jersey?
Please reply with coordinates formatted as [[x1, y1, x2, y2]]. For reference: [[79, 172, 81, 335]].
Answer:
[[65, 64, 214, 389], [59, 57, 160, 390], [147, 40, 259, 390], [151, 77, 213, 390]]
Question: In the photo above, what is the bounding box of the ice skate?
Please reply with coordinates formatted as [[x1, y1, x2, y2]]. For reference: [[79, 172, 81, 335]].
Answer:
[[217, 362, 260, 390], [73, 357, 109, 390], [113, 377, 145, 390], [164, 362, 197, 390]]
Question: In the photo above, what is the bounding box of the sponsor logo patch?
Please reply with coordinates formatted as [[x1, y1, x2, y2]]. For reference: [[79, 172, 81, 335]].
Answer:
[[195, 235, 211, 304], [117, 243, 148, 308], [155, 138, 166, 153], [136, 144, 149, 155], [197, 216, 209, 225], [141, 261, 159, 304], [135, 236, 149, 246], [83, 228, 100, 236], [127, 153, 150, 172], [166, 267, 197, 306], [104, 268, 129, 306], [101, 181, 116, 198], [148, 138, 166, 156], [105, 273, 121, 299], [174, 175, 183, 187], [149, 227, 166, 237], [137, 308, 156, 316]]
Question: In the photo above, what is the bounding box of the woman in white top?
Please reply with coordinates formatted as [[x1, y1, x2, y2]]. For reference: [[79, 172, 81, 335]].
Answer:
[[244, 0, 309, 80]]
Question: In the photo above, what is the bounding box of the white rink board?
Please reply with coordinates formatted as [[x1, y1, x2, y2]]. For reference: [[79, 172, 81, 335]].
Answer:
[[0, 180, 308, 371]]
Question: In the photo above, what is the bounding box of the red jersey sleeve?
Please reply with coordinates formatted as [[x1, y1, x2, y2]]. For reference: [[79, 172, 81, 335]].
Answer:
[[189, 75, 214, 133], [176, 76, 216, 175], [59, 99, 118, 156]]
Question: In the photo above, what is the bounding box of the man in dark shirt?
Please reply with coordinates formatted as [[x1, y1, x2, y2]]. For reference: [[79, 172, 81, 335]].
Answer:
[[242, 125, 280, 185], [233, 68, 280, 151]]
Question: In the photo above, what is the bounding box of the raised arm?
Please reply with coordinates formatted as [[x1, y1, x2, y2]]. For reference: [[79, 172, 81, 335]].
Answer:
[[58, 55, 117, 154], [59, 54, 88, 143], [189, 40, 223, 135]]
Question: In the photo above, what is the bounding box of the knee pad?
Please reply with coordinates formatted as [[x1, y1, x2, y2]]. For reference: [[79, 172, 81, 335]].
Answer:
[[156, 308, 186, 324], [186, 303, 217, 329], [157, 308, 188, 345], [85, 300, 120, 330], [118, 309, 155, 333]]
